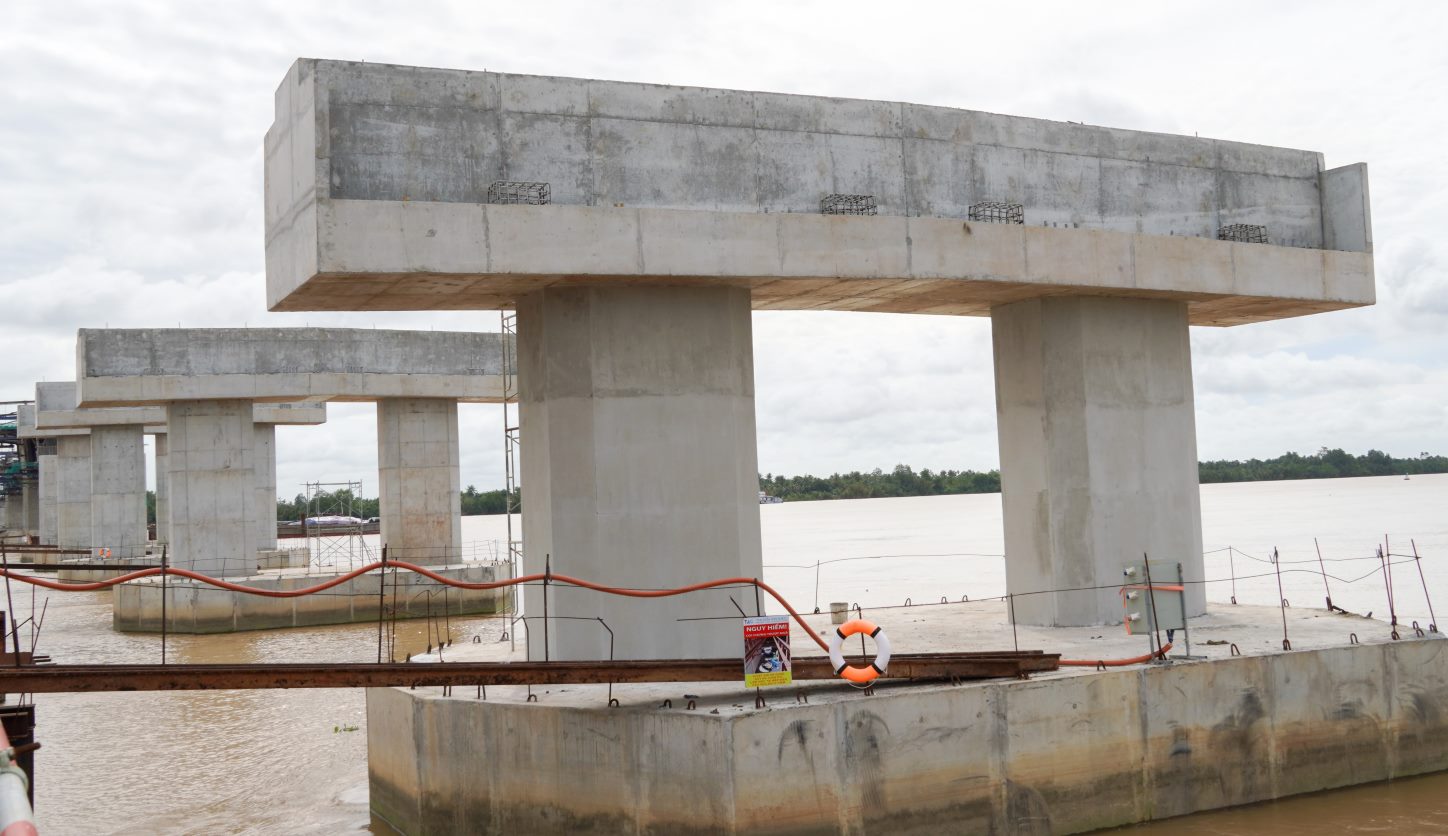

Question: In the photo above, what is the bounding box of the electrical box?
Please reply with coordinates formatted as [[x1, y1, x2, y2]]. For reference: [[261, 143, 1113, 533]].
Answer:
[[1120, 561, 1186, 635]]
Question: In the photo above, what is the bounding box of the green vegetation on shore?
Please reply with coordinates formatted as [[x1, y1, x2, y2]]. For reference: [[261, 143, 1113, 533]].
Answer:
[[137, 449, 1448, 524], [762, 448, 1448, 503]]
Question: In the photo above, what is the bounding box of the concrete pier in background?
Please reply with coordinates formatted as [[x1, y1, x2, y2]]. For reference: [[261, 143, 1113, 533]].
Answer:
[[53, 435, 91, 550], [993, 296, 1206, 625], [252, 424, 277, 553], [377, 398, 462, 565], [37, 442, 56, 545], [519, 286, 764, 660], [75, 328, 504, 584], [167, 399, 257, 577], [152, 434, 168, 545], [88, 425, 148, 558]]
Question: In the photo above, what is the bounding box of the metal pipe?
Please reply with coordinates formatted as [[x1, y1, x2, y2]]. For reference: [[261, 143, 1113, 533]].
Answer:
[[0, 718, 36, 836]]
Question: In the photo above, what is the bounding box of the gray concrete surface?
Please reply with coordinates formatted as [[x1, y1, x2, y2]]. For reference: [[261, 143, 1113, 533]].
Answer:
[[264, 59, 1373, 323], [369, 602, 1447, 834], [519, 286, 764, 660], [166, 399, 257, 577], [377, 398, 462, 565], [53, 435, 92, 551], [87, 425, 148, 559], [993, 296, 1205, 625], [112, 561, 510, 633], [20, 475, 38, 538], [253, 424, 278, 552], [152, 433, 168, 545], [1322, 162, 1373, 253], [36, 444, 56, 546], [75, 328, 509, 406]]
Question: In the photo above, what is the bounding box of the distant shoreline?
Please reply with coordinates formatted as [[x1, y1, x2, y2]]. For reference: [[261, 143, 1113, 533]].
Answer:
[[137, 449, 1447, 523], [758, 448, 1448, 504]]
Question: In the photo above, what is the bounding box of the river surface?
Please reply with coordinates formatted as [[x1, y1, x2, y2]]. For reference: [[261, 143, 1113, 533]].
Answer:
[[20, 473, 1448, 833]]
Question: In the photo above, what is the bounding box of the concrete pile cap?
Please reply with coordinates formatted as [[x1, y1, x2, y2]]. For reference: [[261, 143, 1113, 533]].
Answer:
[[34, 381, 328, 427], [33, 382, 166, 432], [76, 327, 509, 406], [264, 58, 1375, 324]]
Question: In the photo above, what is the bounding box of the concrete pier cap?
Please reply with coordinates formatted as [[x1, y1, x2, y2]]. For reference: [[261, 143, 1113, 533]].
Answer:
[[264, 58, 1375, 633], [75, 327, 508, 576]]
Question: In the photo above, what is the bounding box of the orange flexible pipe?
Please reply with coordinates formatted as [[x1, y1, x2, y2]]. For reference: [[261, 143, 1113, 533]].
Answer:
[[0, 562, 1174, 665], [1060, 642, 1172, 666]]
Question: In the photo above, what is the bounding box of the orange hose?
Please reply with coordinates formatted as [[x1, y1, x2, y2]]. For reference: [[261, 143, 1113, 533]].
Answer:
[[1060, 642, 1172, 667], [0, 563, 1174, 665], [0, 563, 834, 652]]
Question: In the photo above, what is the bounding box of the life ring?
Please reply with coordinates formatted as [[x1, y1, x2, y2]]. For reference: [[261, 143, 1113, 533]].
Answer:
[[828, 618, 892, 684]]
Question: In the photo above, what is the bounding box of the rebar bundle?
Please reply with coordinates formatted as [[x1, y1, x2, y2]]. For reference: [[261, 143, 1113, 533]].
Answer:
[[820, 194, 877, 215], [487, 181, 551, 205], [968, 201, 1025, 224]]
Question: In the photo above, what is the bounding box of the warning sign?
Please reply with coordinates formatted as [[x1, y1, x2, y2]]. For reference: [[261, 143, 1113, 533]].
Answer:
[[742, 615, 792, 688]]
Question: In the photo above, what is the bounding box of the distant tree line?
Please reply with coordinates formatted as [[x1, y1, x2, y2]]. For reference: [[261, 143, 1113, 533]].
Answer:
[[138, 449, 1445, 524], [761, 449, 1448, 503], [1197, 448, 1448, 483], [761, 465, 1001, 502]]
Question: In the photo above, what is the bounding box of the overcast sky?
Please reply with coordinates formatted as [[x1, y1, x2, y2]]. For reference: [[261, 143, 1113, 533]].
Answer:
[[3, 1, 1446, 497]]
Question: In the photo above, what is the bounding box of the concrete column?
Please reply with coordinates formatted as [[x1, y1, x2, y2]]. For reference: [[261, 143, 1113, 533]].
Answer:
[[167, 400, 256, 577], [54, 435, 92, 550], [152, 434, 169, 545], [37, 444, 57, 545], [89, 425, 148, 559], [1, 494, 20, 534], [22, 478, 38, 536], [21, 442, 39, 536], [518, 285, 764, 661], [253, 424, 277, 552], [377, 399, 461, 565], [992, 296, 1205, 627]]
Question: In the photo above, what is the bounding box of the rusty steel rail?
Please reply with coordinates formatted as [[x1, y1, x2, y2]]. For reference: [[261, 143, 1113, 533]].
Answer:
[[0, 651, 1058, 693]]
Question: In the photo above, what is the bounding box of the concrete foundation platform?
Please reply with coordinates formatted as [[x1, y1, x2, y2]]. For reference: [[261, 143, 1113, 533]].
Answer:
[[368, 603, 1448, 834], [56, 556, 156, 582], [256, 547, 309, 570], [113, 562, 512, 634]]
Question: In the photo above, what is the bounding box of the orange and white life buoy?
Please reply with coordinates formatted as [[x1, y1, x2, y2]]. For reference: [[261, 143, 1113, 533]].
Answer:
[[828, 618, 892, 684]]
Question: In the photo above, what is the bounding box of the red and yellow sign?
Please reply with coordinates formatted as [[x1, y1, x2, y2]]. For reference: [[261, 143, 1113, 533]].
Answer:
[[742, 615, 792, 687]]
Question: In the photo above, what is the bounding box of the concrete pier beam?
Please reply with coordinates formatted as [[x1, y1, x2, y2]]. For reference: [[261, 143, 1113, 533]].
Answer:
[[88, 425, 148, 559], [54, 435, 92, 550], [519, 285, 763, 661], [152, 433, 169, 545], [992, 296, 1205, 626], [377, 398, 461, 565], [166, 399, 256, 577]]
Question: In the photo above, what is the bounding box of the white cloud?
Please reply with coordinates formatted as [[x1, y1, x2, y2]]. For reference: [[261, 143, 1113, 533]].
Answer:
[[3, 0, 1447, 490]]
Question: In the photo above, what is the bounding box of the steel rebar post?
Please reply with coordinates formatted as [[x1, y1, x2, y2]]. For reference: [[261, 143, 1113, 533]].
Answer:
[[377, 546, 387, 663], [1008, 593, 1019, 653], [1272, 548, 1290, 650], [1314, 537, 1335, 611], [1385, 534, 1399, 626], [160, 545, 168, 665], [543, 554, 551, 663], [1378, 545, 1399, 637], [1411, 539, 1438, 633], [1, 548, 19, 669], [1228, 547, 1238, 604], [1143, 555, 1165, 659]]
